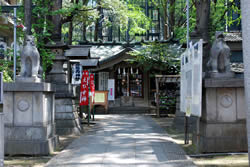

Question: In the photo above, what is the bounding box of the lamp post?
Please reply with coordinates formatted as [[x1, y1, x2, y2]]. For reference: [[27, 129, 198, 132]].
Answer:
[[241, 0, 250, 165]]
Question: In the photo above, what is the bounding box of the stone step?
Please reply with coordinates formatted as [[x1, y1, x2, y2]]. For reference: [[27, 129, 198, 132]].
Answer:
[[108, 106, 150, 114]]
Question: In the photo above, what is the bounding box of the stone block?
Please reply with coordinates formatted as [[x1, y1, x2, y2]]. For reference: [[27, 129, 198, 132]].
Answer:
[[55, 104, 66, 113], [4, 82, 55, 92], [14, 92, 33, 126], [65, 105, 74, 112], [16, 76, 42, 83], [198, 122, 247, 153], [204, 88, 217, 121], [56, 120, 77, 128], [32, 92, 45, 125], [0, 113, 4, 166], [46, 124, 55, 139], [215, 137, 247, 152], [55, 112, 78, 120], [5, 126, 47, 141], [236, 88, 246, 120], [217, 88, 237, 122], [46, 73, 67, 84], [3, 92, 13, 125], [200, 123, 246, 137], [55, 83, 72, 93], [199, 137, 216, 153], [55, 98, 74, 106], [46, 94, 53, 123], [5, 136, 58, 155], [56, 127, 81, 136]]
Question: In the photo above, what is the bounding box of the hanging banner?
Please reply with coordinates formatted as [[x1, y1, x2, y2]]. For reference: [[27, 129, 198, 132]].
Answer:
[[90, 73, 95, 103], [80, 70, 89, 106], [72, 63, 82, 85], [108, 79, 115, 101], [180, 39, 203, 117]]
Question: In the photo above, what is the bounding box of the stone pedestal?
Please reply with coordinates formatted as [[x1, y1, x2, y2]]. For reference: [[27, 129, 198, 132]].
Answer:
[[3, 82, 58, 155], [0, 111, 4, 166], [46, 44, 82, 136], [54, 83, 82, 135], [208, 71, 235, 78], [194, 78, 247, 153]]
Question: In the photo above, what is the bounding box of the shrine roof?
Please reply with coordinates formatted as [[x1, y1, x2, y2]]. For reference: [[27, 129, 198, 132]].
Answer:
[[224, 32, 242, 42], [65, 45, 91, 59], [80, 59, 99, 67], [90, 45, 142, 65]]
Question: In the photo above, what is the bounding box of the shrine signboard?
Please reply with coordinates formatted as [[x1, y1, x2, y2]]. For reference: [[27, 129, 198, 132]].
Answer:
[[180, 39, 203, 117]]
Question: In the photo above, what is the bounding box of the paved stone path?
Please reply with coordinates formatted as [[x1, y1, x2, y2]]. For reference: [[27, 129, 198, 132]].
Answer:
[[46, 115, 196, 167]]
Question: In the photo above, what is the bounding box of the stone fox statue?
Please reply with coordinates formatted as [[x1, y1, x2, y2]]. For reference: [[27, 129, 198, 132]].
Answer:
[[208, 33, 231, 73], [20, 35, 40, 77]]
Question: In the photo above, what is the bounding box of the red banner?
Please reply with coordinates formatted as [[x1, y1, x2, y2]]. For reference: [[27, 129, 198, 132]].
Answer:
[[80, 70, 89, 106], [90, 74, 95, 103]]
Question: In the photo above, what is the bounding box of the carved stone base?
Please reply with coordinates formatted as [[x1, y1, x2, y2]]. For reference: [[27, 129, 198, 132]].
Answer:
[[16, 76, 42, 83], [208, 72, 235, 78], [3, 82, 58, 155], [194, 80, 247, 153]]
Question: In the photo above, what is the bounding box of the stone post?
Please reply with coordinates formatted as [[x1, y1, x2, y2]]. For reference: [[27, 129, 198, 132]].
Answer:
[[0, 104, 3, 167], [240, 0, 250, 164]]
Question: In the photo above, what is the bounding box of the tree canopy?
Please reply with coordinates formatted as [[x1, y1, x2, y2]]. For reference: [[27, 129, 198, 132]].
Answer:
[[0, 0, 242, 80]]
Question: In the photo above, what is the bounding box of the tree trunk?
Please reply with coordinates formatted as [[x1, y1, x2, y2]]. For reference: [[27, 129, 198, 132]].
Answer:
[[94, 21, 98, 41], [192, 0, 210, 73], [50, 0, 63, 42], [94, 0, 102, 41], [24, 0, 32, 35], [169, 0, 175, 37], [69, 21, 73, 45], [82, 22, 87, 41], [195, 0, 210, 42], [163, 0, 169, 40]]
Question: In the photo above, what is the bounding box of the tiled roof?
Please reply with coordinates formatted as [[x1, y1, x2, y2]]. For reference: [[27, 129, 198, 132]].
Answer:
[[231, 63, 244, 73], [224, 32, 242, 42]]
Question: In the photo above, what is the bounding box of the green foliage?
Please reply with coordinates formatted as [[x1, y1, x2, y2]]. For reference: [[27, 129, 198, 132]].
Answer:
[[130, 42, 182, 74], [32, 0, 55, 75], [0, 48, 21, 82]]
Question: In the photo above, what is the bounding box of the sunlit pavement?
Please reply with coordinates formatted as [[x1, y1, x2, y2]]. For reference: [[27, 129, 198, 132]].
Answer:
[[46, 115, 196, 167]]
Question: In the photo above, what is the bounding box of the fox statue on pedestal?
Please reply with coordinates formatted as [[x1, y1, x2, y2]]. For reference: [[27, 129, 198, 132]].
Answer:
[[19, 35, 40, 78]]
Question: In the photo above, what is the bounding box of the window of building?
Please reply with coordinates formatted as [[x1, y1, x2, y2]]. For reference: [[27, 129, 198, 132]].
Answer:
[[99, 72, 109, 90]]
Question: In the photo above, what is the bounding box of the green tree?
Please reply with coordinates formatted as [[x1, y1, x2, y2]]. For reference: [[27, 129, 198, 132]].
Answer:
[[130, 42, 182, 74]]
